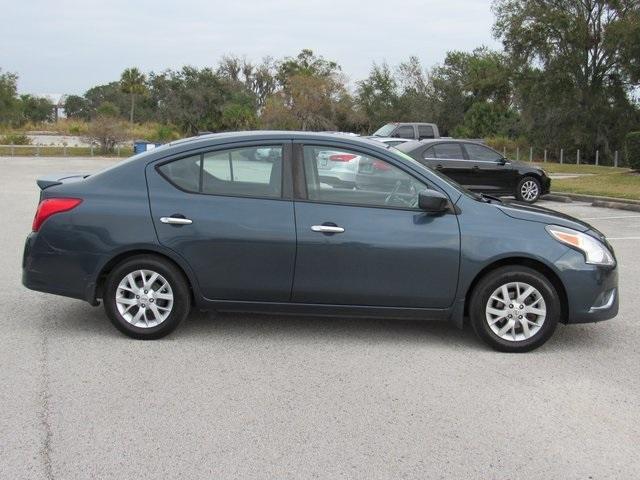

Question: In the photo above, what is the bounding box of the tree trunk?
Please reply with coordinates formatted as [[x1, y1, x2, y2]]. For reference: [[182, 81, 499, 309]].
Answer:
[[129, 93, 135, 124]]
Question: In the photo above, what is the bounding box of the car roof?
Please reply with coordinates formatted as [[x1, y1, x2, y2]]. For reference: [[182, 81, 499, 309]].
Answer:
[[365, 136, 410, 142], [166, 130, 378, 147], [395, 138, 488, 152]]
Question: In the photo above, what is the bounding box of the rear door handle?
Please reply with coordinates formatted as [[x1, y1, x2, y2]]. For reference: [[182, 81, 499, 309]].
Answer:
[[311, 225, 345, 234], [160, 216, 193, 225], [435, 164, 444, 170]]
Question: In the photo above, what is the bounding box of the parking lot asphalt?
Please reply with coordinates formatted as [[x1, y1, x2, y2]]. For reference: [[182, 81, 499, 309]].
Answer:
[[1, 157, 639, 480]]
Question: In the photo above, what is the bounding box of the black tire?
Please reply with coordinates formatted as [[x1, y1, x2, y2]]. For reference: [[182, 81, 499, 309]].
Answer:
[[469, 266, 560, 352], [103, 255, 191, 339], [515, 175, 542, 203]]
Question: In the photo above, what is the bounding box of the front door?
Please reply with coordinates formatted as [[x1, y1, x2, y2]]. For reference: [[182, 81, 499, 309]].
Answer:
[[424, 142, 477, 189], [463, 143, 517, 193], [147, 142, 296, 301], [291, 144, 460, 309]]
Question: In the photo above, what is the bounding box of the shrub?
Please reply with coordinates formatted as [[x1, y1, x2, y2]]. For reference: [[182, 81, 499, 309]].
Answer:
[[84, 115, 129, 153], [0, 133, 31, 145], [625, 132, 640, 170]]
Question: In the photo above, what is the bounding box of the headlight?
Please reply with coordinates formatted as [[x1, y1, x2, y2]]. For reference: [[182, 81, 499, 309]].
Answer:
[[546, 225, 615, 266]]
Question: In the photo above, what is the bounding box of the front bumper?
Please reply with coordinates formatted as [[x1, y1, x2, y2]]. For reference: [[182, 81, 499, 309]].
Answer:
[[556, 249, 619, 324]]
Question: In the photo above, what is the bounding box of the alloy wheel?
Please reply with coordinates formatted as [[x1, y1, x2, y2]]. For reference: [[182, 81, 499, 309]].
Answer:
[[485, 281, 546, 342], [115, 269, 174, 328], [520, 180, 539, 201]]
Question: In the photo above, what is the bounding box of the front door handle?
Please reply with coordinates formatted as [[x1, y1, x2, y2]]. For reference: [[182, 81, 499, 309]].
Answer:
[[160, 216, 193, 225], [311, 225, 345, 234]]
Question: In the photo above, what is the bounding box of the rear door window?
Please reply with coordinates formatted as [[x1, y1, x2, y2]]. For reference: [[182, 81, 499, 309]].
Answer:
[[418, 125, 435, 140], [395, 126, 415, 139], [158, 145, 283, 198], [422, 146, 436, 159], [432, 143, 465, 160]]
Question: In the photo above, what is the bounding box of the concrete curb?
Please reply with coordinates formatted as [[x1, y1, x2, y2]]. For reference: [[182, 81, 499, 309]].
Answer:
[[553, 192, 640, 205], [543, 192, 640, 212], [542, 194, 573, 203], [592, 200, 640, 213]]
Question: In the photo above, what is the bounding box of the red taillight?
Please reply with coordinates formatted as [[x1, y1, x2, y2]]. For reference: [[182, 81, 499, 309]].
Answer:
[[329, 154, 357, 162], [372, 160, 391, 171], [32, 198, 82, 232]]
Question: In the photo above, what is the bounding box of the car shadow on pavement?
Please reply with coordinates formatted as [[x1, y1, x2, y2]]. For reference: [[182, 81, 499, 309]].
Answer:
[[51, 302, 612, 353], [180, 310, 484, 349], [54, 302, 481, 349]]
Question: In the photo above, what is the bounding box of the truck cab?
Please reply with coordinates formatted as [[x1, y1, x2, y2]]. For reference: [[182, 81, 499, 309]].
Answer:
[[372, 122, 440, 141]]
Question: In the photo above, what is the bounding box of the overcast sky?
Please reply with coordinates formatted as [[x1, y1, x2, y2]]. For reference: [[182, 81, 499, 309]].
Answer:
[[1, 0, 501, 95]]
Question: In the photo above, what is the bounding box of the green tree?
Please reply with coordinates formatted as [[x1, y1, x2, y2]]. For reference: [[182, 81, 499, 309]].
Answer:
[[430, 47, 513, 136], [149, 67, 231, 134], [19, 94, 54, 123], [494, 0, 640, 157], [120, 67, 147, 124], [0, 69, 21, 126], [64, 95, 90, 120], [356, 63, 401, 132]]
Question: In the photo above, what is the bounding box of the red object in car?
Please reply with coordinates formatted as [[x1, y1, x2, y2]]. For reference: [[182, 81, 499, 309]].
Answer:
[[32, 198, 83, 232], [329, 154, 358, 162], [372, 160, 391, 171]]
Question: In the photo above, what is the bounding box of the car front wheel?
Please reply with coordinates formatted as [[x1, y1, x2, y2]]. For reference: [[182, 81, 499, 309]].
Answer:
[[103, 255, 191, 339], [469, 266, 560, 352], [515, 176, 542, 203]]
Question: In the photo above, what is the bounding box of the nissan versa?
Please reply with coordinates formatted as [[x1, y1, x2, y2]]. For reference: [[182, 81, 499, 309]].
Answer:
[[22, 132, 618, 352]]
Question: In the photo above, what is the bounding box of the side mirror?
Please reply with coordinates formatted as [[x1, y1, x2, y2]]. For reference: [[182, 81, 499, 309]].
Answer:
[[418, 190, 449, 213], [497, 157, 507, 165]]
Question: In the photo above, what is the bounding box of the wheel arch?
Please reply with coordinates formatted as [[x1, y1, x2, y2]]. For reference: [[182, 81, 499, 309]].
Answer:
[[463, 257, 569, 324], [92, 247, 200, 305]]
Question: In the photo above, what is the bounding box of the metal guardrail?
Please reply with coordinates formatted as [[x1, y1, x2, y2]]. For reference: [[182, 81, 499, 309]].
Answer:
[[0, 144, 131, 157]]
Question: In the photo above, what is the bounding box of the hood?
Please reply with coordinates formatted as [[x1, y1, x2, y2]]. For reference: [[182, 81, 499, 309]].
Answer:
[[497, 199, 592, 232]]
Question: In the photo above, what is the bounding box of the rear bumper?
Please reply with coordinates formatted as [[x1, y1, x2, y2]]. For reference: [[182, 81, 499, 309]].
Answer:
[[22, 233, 99, 304]]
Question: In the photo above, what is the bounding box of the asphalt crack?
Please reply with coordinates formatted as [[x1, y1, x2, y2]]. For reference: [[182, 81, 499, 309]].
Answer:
[[39, 313, 54, 480]]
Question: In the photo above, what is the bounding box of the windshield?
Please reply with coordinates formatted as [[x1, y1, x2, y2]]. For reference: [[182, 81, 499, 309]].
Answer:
[[389, 148, 484, 201], [372, 124, 396, 137]]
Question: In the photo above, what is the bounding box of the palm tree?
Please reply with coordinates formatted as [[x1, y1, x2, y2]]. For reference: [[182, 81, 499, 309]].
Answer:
[[120, 68, 146, 124]]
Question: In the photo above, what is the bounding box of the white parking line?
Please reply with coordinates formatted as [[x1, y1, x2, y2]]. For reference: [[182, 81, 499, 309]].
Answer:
[[606, 237, 640, 241], [582, 215, 640, 220]]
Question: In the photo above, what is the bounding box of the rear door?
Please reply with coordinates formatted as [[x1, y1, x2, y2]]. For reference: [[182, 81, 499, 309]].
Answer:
[[291, 143, 460, 309], [146, 141, 296, 301]]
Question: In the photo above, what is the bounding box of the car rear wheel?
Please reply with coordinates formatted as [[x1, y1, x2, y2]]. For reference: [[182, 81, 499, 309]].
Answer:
[[515, 176, 541, 203], [469, 266, 560, 352], [103, 255, 191, 339]]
